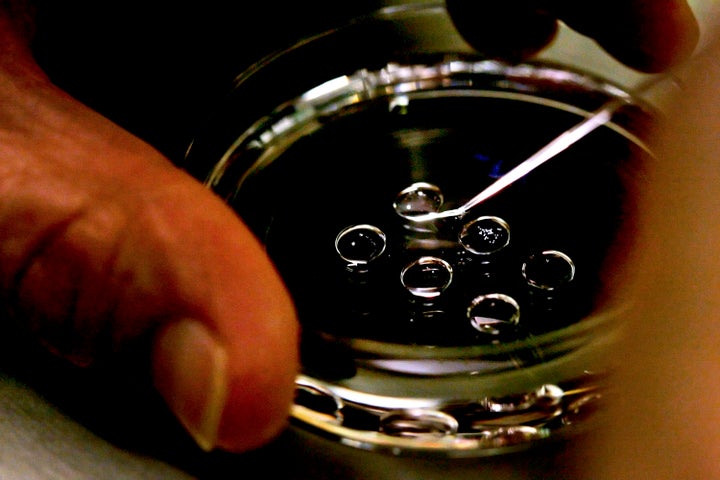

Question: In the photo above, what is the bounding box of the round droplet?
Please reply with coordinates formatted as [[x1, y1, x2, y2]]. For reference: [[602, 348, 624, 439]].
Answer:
[[485, 392, 533, 413], [522, 250, 575, 290], [393, 182, 444, 219], [389, 95, 410, 115], [400, 256, 453, 298], [379, 409, 458, 438], [335, 224, 387, 265], [459, 216, 510, 255], [467, 293, 520, 335], [294, 381, 344, 424], [532, 384, 564, 408]]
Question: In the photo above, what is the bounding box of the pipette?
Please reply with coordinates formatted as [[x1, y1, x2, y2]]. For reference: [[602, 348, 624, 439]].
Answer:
[[401, 69, 684, 223]]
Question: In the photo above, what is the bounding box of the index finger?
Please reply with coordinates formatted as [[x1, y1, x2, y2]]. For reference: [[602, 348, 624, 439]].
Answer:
[[551, 0, 700, 72], [446, 0, 700, 73]]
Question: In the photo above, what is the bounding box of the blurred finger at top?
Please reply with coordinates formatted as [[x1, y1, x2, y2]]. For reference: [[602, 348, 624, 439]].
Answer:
[[446, 0, 700, 73]]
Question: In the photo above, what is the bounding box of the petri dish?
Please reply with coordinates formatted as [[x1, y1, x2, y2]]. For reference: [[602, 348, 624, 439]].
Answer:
[[184, 2, 657, 457]]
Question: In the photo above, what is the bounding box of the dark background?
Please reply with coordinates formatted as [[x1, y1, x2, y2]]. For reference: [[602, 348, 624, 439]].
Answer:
[[30, 1, 388, 163]]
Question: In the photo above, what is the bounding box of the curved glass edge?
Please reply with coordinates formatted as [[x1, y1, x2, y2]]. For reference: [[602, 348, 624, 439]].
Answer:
[[182, 0, 661, 179], [205, 58, 655, 204], [181, 1, 657, 458], [194, 57, 649, 458]]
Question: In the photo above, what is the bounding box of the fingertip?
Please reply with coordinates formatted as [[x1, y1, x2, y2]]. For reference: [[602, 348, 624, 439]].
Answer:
[[152, 319, 229, 451], [215, 361, 298, 452], [446, 0, 701, 73], [139, 171, 301, 452], [560, 0, 701, 73], [446, 0, 559, 62], [215, 306, 300, 452], [599, 14, 699, 73], [152, 315, 299, 453]]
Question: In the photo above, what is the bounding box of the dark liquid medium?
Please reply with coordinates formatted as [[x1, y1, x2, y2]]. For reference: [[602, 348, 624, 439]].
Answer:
[[231, 93, 648, 351]]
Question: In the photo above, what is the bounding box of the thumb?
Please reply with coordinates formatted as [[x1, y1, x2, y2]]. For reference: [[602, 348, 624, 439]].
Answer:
[[0, 62, 299, 452]]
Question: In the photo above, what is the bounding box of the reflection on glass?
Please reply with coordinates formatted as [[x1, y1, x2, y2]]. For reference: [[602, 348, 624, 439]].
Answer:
[[467, 293, 521, 336], [522, 250, 576, 291], [400, 256, 453, 299], [393, 182, 444, 220], [459, 215, 511, 255], [335, 224, 387, 266]]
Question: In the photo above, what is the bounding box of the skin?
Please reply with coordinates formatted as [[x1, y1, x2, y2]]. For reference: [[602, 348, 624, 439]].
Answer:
[[580, 38, 720, 479], [0, 1, 299, 453], [0, 0, 709, 464], [446, 0, 700, 72]]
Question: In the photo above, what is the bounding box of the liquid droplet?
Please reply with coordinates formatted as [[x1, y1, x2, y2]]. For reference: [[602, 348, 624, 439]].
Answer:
[[467, 293, 520, 335], [401, 256, 453, 298], [294, 381, 344, 424], [532, 384, 564, 409], [477, 426, 546, 448], [335, 224, 387, 265], [389, 94, 410, 115], [459, 216, 510, 255], [393, 182, 444, 219], [522, 250, 575, 290], [379, 409, 459, 438]]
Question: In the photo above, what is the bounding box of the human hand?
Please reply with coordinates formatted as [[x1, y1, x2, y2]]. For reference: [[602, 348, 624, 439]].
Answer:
[[0, 6, 299, 453], [446, 0, 700, 72], [577, 34, 720, 479], [0, 0, 705, 461], [443, 2, 715, 477]]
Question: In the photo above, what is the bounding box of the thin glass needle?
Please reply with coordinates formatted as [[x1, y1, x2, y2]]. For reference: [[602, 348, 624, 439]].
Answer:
[[406, 95, 632, 223]]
